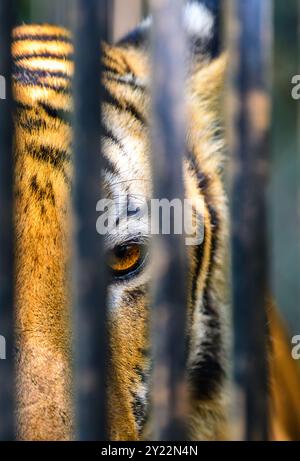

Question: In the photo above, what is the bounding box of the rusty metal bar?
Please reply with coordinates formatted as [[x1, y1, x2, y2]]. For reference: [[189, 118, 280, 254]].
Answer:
[[228, 0, 272, 441], [0, 0, 15, 441], [73, 0, 110, 441], [150, 0, 188, 441]]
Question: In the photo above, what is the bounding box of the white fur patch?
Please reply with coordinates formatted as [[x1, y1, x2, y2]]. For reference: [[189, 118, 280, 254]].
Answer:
[[139, 2, 214, 41], [184, 2, 214, 39]]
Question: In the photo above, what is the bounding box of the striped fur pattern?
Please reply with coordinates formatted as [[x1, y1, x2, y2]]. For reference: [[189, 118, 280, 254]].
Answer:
[[12, 2, 229, 440]]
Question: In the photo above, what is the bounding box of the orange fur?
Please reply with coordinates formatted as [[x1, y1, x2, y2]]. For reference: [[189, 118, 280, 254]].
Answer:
[[11, 24, 300, 442]]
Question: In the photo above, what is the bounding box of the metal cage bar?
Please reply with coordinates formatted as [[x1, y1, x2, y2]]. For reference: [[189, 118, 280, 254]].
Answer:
[[271, 0, 300, 333], [0, 0, 283, 443], [228, 0, 272, 441], [73, 0, 111, 441], [150, 0, 188, 441], [0, 0, 15, 441]]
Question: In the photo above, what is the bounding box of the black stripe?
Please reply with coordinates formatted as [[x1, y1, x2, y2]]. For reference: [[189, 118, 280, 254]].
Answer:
[[189, 201, 220, 358], [207, 203, 219, 254], [138, 347, 150, 358], [19, 117, 46, 131], [134, 365, 147, 384], [98, 124, 122, 176], [188, 289, 225, 401], [187, 159, 220, 311], [13, 64, 71, 81], [13, 78, 70, 94], [13, 34, 72, 43], [185, 151, 211, 307], [15, 102, 47, 130], [14, 52, 74, 62], [30, 175, 56, 206], [39, 102, 72, 125], [101, 123, 124, 152], [184, 151, 224, 400], [16, 101, 70, 130], [104, 53, 128, 72], [185, 150, 209, 191], [124, 286, 147, 304], [105, 73, 145, 91], [189, 354, 224, 401], [15, 101, 33, 111], [25, 141, 71, 168], [103, 88, 146, 126], [191, 240, 205, 308], [103, 66, 124, 77]]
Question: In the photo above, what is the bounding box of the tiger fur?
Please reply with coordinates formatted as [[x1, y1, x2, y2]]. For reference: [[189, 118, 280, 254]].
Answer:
[[10, 1, 300, 441]]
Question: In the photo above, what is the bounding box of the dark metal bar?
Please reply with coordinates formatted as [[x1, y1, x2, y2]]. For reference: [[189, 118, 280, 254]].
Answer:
[[150, 0, 188, 441], [142, 0, 149, 18], [103, 0, 114, 44], [228, 0, 272, 441], [73, 0, 110, 441], [0, 0, 15, 441], [270, 0, 300, 336]]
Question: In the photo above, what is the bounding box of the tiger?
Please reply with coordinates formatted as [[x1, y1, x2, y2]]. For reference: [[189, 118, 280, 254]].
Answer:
[[11, 0, 300, 441]]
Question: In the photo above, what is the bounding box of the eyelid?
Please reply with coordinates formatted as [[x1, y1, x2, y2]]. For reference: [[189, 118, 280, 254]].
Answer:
[[104, 235, 150, 253]]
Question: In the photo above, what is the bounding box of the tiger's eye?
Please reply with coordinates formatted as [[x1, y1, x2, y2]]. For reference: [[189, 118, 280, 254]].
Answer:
[[108, 244, 143, 276]]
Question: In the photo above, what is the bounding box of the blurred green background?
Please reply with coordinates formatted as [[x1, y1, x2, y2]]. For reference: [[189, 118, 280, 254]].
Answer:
[[17, 0, 149, 41], [271, 0, 300, 334], [15, 0, 300, 335]]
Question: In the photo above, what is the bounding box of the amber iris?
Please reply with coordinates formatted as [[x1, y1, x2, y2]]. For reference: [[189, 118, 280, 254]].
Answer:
[[108, 243, 143, 276]]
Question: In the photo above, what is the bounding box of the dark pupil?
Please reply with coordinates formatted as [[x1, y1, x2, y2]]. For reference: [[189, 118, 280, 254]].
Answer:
[[115, 245, 129, 258]]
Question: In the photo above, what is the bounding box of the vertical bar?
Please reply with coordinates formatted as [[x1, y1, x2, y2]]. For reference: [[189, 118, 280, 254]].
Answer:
[[103, 0, 114, 44], [228, 0, 272, 441], [0, 0, 15, 441], [271, 0, 300, 336], [73, 0, 110, 441], [150, 0, 188, 441], [29, 0, 75, 28], [142, 0, 149, 18]]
